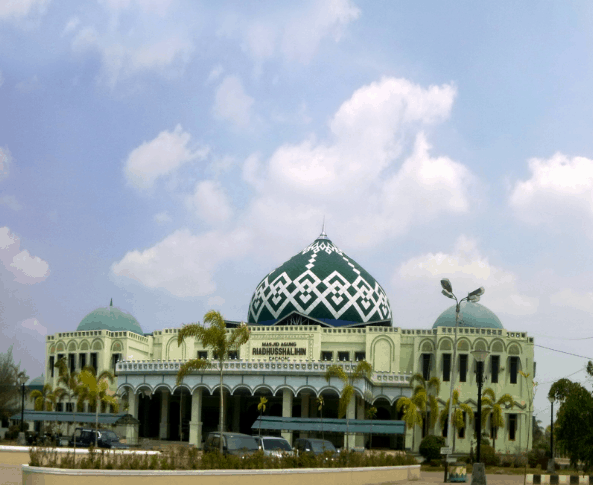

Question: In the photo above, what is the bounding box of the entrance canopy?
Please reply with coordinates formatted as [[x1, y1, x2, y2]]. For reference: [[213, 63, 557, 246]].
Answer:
[[251, 416, 405, 435], [11, 411, 139, 426]]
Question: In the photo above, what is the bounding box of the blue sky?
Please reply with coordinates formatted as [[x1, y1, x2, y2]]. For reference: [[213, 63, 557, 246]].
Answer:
[[2, 0, 593, 425]]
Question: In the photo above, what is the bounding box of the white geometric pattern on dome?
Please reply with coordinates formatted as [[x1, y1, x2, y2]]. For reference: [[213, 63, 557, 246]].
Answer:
[[249, 236, 392, 323]]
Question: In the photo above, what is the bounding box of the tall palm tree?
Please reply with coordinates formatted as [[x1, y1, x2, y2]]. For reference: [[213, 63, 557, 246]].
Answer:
[[30, 383, 58, 438], [324, 360, 372, 451], [365, 405, 377, 450], [439, 389, 473, 453], [410, 373, 441, 436], [176, 310, 250, 454], [258, 396, 267, 438], [54, 357, 81, 450], [77, 368, 119, 447], [316, 396, 325, 441], [396, 394, 424, 451], [480, 387, 514, 451]]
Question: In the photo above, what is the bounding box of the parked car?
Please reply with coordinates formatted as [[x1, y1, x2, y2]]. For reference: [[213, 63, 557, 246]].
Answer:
[[204, 432, 259, 457], [68, 428, 129, 449], [293, 438, 337, 456], [253, 436, 294, 457]]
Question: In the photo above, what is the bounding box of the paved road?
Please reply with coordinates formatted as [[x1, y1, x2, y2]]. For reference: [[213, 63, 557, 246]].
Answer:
[[0, 465, 21, 485]]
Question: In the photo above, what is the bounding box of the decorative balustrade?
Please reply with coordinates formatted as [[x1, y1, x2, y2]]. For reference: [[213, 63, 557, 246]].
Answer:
[[116, 359, 411, 384]]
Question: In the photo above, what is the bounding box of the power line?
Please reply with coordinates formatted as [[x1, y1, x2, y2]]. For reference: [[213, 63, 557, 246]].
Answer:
[[531, 334, 593, 341], [535, 344, 593, 360]]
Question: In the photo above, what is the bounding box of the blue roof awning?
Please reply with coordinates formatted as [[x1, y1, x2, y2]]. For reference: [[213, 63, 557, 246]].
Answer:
[[10, 411, 139, 425], [251, 416, 405, 435]]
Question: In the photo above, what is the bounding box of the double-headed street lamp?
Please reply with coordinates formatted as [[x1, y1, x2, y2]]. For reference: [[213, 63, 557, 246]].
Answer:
[[440, 279, 485, 483]]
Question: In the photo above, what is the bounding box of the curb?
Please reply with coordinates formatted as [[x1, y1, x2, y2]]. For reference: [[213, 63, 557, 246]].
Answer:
[[527, 475, 591, 484]]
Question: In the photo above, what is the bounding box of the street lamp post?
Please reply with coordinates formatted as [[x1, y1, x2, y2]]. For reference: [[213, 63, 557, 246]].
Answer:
[[17, 376, 28, 446], [440, 279, 485, 483], [471, 349, 490, 472], [547, 396, 555, 473]]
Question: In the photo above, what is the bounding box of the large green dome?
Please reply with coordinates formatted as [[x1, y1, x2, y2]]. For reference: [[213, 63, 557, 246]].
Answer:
[[433, 301, 503, 330], [77, 301, 143, 335], [248, 231, 392, 326]]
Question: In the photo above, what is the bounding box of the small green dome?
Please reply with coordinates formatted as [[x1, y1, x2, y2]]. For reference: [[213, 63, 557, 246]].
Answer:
[[77, 302, 143, 335], [433, 301, 503, 330], [27, 374, 45, 390]]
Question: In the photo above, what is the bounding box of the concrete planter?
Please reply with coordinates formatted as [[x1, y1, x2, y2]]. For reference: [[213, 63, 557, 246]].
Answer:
[[22, 464, 421, 485]]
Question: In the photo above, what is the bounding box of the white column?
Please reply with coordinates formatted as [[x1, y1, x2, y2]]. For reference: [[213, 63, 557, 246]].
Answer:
[[345, 394, 356, 450], [125, 391, 139, 445], [189, 388, 202, 449], [282, 389, 293, 444], [159, 390, 170, 439], [301, 393, 310, 438], [232, 395, 241, 432]]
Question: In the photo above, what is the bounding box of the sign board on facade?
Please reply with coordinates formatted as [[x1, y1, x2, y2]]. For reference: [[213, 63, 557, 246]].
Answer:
[[440, 447, 451, 455], [251, 341, 308, 357]]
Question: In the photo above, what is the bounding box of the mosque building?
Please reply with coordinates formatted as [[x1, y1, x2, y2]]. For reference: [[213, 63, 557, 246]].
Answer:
[[42, 230, 535, 454]]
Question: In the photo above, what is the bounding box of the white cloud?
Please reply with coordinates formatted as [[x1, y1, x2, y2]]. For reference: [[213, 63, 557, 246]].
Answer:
[[187, 180, 233, 225], [397, 235, 538, 316], [124, 124, 209, 190], [62, 16, 80, 36], [207, 295, 225, 308], [230, 0, 360, 67], [0, 147, 12, 181], [510, 153, 593, 231], [0, 0, 49, 20], [16, 75, 42, 93], [212, 75, 254, 128], [20, 317, 47, 336], [241, 77, 470, 253], [206, 64, 224, 84], [111, 228, 252, 297], [0, 227, 50, 284], [550, 288, 593, 315], [154, 211, 172, 223], [0, 195, 22, 211]]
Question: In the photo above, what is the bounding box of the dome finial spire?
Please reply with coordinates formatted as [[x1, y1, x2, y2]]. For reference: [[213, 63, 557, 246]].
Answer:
[[318, 216, 329, 240], [110, 298, 113, 307]]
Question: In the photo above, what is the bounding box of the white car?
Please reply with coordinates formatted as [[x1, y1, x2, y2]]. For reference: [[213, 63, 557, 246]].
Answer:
[[254, 436, 294, 457]]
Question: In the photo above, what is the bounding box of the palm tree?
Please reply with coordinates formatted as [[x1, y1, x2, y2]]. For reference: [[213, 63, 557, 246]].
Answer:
[[53, 357, 83, 450], [316, 396, 325, 441], [258, 396, 267, 438], [366, 405, 377, 450], [30, 383, 58, 438], [324, 360, 372, 451], [396, 394, 424, 451], [410, 373, 441, 436], [438, 389, 473, 453], [176, 310, 250, 454], [480, 387, 515, 451], [77, 368, 119, 447]]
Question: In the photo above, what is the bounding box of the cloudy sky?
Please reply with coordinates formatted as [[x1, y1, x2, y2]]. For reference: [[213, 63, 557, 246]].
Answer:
[[2, 0, 593, 423]]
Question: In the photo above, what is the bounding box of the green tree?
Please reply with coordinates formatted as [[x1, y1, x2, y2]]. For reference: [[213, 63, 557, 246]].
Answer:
[[257, 396, 267, 438], [29, 383, 57, 437], [480, 387, 514, 451], [176, 310, 250, 454], [53, 357, 82, 449], [438, 389, 473, 453], [77, 368, 119, 447], [410, 373, 441, 435], [396, 394, 424, 451], [0, 346, 29, 426], [324, 360, 372, 451]]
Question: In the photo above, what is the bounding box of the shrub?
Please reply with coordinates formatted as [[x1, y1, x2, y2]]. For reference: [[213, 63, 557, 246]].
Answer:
[[4, 425, 22, 440], [419, 435, 446, 462], [513, 453, 527, 468], [479, 445, 498, 467], [528, 448, 547, 468]]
